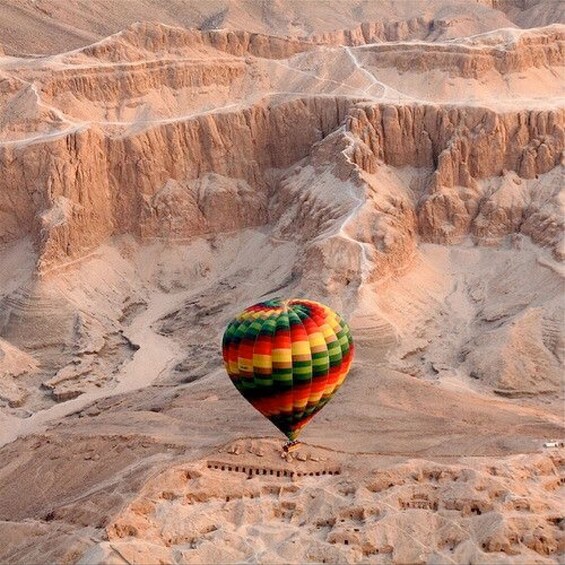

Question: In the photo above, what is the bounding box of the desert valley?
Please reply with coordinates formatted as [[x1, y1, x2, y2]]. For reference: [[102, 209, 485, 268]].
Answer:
[[0, 0, 564, 563]]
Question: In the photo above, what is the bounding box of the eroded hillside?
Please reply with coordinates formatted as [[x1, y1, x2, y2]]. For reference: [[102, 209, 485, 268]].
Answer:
[[0, 2, 563, 564]]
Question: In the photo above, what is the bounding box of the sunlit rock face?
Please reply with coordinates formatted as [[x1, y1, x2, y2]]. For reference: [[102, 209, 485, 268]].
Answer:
[[0, 2, 563, 564]]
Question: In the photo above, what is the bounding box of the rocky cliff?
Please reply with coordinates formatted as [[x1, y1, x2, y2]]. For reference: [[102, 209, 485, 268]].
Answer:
[[0, 96, 356, 269], [351, 25, 564, 76], [0, 0, 540, 56], [1, 93, 561, 273], [1, 8, 564, 565], [73, 22, 317, 63], [346, 103, 564, 252]]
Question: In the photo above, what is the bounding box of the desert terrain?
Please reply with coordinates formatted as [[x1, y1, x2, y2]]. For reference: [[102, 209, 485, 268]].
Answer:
[[0, 0, 563, 563]]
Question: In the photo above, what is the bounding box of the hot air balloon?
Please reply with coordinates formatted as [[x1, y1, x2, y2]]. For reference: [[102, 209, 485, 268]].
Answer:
[[222, 298, 354, 450]]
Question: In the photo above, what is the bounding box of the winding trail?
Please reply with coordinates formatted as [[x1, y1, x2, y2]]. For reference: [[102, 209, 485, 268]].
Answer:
[[0, 291, 183, 448], [344, 45, 408, 100]]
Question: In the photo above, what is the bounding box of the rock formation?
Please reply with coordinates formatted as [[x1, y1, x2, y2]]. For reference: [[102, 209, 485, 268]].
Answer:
[[0, 3, 563, 563]]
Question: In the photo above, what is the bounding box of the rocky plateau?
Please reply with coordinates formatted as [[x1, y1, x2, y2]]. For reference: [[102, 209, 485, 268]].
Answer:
[[0, 1, 563, 563]]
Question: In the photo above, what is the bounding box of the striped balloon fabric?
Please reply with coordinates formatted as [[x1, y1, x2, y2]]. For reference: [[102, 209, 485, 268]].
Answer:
[[222, 298, 354, 441]]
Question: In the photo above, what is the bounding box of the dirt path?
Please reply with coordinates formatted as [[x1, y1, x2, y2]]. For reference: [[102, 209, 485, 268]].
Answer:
[[0, 291, 183, 448]]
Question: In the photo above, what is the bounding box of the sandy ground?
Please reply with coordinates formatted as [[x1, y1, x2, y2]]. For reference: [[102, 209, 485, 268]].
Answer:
[[0, 232, 563, 564]]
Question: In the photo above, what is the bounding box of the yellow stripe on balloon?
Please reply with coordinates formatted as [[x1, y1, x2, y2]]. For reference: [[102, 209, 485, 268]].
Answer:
[[308, 332, 326, 349], [327, 315, 342, 334], [253, 354, 272, 369], [272, 349, 292, 363], [308, 391, 324, 404], [238, 361, 253, 372], [291, 340, 311, 356], [319, 323, 337, 342]]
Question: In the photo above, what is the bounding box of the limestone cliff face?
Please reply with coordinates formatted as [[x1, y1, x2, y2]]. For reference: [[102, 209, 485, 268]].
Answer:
[[309, 13, 519, 45], [2, 19, 562, 275], [76, 22, 317, 62], [61, 20, 562, 69], [0, 97, 356, 270], [346, 103, 563, 179], [0, 0, 531, 55], [107, 96, 354, 238], [311, 17, 438, 45], [138, 174, 267, 239], [353, 25, 565, 77], [39, 60, 247, 103], [1, 96, 563, 273], [0, 127, 114, 268], [346, 103, 564, 250]]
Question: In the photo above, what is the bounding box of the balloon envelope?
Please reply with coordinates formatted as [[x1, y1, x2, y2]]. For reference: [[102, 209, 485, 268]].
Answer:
[[222, 298, 354, 441]]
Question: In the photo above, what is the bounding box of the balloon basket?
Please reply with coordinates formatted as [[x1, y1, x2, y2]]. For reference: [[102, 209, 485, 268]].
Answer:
[[283, 440, 301, 453]]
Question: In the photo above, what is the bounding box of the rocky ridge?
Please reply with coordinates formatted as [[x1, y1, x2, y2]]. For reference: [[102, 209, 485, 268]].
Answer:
[[0, 7, 563, 564], [0, 23, 562, 275], [0, 0, 551, 56]]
